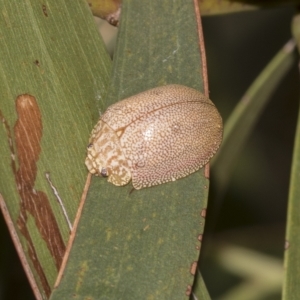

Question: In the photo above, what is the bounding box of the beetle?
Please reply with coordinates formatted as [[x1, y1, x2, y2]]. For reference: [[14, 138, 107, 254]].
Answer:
[[85, 84, 223, 189]]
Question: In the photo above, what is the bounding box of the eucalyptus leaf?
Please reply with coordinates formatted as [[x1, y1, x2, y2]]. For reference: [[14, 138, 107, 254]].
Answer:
[[51, 0, 213, 299]]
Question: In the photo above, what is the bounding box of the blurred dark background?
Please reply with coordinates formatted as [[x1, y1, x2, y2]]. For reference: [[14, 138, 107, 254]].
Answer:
[[0, 5, 298, 300], [201, 5, 298, 299]]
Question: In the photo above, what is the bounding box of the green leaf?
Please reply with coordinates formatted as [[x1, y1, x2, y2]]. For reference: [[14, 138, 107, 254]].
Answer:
[[51, 0, 213, 299], [0, 0, 111, 298], [191, 271, 211, 299], [282, 13, 300, 300]]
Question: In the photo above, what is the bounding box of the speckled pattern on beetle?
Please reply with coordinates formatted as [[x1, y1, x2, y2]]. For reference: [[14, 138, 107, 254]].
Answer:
[[85, 84, 223, 189]]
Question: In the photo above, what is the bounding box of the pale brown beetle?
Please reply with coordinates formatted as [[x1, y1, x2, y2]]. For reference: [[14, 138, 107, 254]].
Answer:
[[85, 84, 223, 189]]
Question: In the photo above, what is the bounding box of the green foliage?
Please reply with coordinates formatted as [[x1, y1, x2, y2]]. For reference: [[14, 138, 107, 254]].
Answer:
[[282, 13, 300, 300], [0, 0, 110, 297], [1, 0, 300, 299], [51, 0, 210, 299]]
